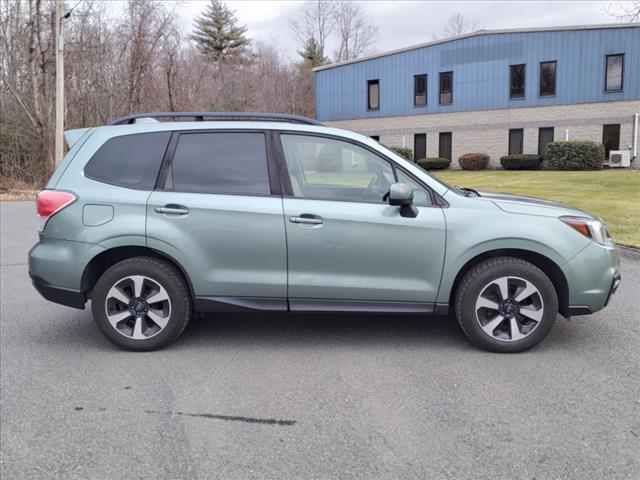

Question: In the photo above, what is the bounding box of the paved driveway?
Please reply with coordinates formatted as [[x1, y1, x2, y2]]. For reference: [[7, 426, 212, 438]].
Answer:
[[1, 201, 638, 479]]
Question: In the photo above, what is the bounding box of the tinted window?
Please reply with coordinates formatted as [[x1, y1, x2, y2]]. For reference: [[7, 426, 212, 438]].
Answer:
[[539, 61, 556, 96], [414, 74, 427, 106], [510, 64, 526, 98], [169, 132, 270, 195], [85, 132, 170, 190], [439, 132, 452, 160], [368, 79, 379, 110], [509, 129, 524, 155], [414, 133, 426, 161], [281, 134, 394, 203], [538, 127, 554, 157], [439, 72, 453, 104], [605, 54, 623, 92]]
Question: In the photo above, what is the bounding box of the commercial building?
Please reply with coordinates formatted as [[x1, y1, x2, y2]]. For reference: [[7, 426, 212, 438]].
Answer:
[[314, 23, 640, 168]]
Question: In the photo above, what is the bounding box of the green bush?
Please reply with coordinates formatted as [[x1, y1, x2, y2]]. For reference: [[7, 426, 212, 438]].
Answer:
[[417, 157, 451, 170], [458, 152, 490, 170], [545, 141, 604, 170], [500, 154, 543, 170], [388, 146, 413, 160]]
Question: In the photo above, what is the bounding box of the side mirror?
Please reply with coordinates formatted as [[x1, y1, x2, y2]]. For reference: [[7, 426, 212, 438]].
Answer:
[[388, 182, 418, 218]]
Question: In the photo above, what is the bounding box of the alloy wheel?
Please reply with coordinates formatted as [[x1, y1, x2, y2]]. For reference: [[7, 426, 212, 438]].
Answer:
[[474, 276, 544, 342], [104, 275, 172, 340]]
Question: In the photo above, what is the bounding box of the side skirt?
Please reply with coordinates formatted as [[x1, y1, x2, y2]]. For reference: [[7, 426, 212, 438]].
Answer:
[[194, 296, 450, 315]]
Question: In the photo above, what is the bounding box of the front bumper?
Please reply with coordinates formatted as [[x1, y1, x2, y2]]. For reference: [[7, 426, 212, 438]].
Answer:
[[563, 241, 621, 315]]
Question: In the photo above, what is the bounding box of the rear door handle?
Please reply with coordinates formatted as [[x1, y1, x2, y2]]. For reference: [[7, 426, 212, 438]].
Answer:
[[155, 205, 189, 215], [290, 214, 323, 225]]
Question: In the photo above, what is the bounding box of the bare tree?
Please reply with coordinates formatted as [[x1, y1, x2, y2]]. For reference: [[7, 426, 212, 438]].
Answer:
[[332, 1, 377, 62], [435, 13, 479, 39], [606, 0, 640, 22], [290, 0, 335, 63]]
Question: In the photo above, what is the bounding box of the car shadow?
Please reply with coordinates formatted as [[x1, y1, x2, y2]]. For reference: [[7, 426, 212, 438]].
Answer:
[[172, 312, 470, 351]]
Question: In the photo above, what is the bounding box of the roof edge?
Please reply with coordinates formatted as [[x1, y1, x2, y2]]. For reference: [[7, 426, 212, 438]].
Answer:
[[313, 22, 639, 72]]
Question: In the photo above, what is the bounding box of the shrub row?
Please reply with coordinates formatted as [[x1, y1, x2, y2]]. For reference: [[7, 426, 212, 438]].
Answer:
[[545, 141, 604, 170], [458, 152, 489, 170], [500, 154, 543, 170], [388, 146, 413, 160], [417, 157, 451, 170]]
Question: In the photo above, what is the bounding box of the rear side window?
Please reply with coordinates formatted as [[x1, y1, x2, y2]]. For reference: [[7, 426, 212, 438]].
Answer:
[[84, 132, 171, 190], [169, 132, 270, 195]]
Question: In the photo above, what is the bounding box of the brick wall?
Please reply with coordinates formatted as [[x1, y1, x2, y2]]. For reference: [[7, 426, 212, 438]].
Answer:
[[325, 100, 640, 169]]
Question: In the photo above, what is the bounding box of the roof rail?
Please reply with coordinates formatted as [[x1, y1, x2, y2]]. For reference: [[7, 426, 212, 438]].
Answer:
[[108, 112, 324, 126]]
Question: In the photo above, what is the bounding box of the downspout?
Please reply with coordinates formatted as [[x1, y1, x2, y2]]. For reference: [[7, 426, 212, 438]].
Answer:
[[633, 113, 638, 160]]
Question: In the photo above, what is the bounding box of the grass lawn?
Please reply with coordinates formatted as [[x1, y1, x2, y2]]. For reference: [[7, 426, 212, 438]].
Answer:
[[433, 170, 640, 247]]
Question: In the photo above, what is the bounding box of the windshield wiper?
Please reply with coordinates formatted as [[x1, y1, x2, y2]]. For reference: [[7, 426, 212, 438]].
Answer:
[[459, 187, 480, 197]]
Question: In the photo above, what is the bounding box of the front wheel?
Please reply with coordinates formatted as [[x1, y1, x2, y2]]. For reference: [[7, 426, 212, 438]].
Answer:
[[91, 257, 192, 351], [454, 257, 558, 353]]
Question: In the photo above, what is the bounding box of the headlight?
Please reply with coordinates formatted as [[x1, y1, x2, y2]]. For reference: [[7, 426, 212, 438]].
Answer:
[[560, 216, 611, 246]]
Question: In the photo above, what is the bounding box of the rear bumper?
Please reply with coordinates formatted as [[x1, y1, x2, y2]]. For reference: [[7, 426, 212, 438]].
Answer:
[[29, 273, 86, 309]]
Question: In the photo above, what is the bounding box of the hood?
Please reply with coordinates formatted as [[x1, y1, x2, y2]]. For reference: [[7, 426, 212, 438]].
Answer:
[[476, 190, 597, 219]]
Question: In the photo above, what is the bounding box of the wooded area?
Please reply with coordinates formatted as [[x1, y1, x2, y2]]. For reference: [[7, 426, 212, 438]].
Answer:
[[0, 0, 376, 186]]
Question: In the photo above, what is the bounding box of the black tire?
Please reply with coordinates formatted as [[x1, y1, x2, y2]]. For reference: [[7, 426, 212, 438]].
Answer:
[[91, 257, 192, 351], [454, 257, 558, 353]]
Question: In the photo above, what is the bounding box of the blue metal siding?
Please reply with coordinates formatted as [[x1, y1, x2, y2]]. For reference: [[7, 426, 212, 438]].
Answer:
[[315, 27, 640, 121]]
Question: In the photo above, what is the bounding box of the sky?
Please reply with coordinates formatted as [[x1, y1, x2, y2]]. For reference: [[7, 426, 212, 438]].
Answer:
[[177, 0, 632, 62]]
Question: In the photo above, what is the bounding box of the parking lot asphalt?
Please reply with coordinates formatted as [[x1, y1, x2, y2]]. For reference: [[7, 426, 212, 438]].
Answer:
[[1, 200, 639, 480]]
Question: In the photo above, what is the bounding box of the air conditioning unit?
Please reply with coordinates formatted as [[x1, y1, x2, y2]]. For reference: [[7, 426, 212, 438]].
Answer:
[[608, 150, 631, 168]]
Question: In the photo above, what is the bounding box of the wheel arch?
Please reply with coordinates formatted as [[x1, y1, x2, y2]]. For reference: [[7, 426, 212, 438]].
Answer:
[[448, 249, 570, 317], [81, 246, 195, 302]]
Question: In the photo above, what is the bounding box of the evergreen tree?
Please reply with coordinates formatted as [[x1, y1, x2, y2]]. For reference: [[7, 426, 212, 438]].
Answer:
[[192, 0, 251, 60], [298, 37, 326, 67]]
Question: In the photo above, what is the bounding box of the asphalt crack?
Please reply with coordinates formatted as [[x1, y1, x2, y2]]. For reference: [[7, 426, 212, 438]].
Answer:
[[74, 406, 296, 426]]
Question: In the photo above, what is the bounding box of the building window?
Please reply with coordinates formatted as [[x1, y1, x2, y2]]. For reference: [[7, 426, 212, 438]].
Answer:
[[508, 129, 524, 155], [439, 72, 453, 104], [367, 79, 379, 110], [414, 74, 427, 106], [602, 124, 620, 158], [605, 54, 624, 92], [414, 134, 426, 161], [539, 61, 556, 96], [439, 132, 452, 160], [370, 135, 380, 141], [538, 127, 554, 157], [510, 64, 526, 99]]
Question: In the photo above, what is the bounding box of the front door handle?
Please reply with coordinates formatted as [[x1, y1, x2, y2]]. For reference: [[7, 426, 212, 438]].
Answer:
[[155, 205, 189, 215], [290, 214, 323, 225]]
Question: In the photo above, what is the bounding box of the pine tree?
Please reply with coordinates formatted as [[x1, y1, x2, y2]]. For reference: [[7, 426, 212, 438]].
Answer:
[[191, 0, 251, 60], [298, 37, 326, 67]]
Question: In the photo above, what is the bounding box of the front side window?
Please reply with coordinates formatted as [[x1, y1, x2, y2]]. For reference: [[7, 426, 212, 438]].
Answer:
[[510, 64, 526, 98], [168, 132, 270, 195], [280, 134, 394, 203], [367, 79, 380, 110], [439, 72, 453, 104], [396, 169, 432, 206], [539, 61, 556, 96], [509, 128, 524, 155], [414, 74, 427, 106], [85, 132, 171, 190], [605, 54, 624, 92]]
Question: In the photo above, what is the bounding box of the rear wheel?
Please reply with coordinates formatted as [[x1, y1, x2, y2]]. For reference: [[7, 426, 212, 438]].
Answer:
[[454, 257, 558, 353], [91, 257, 192, 351]]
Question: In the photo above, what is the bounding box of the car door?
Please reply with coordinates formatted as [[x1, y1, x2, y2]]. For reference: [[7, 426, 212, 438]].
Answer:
[[146, 130, 288, 310], [277, 132, 446, 312]]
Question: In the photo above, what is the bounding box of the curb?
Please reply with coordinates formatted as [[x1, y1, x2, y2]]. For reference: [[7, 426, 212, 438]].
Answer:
[[619, 245, 640, 262]]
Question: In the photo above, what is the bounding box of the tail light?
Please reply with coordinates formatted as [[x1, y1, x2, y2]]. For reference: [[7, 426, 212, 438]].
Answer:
[[36, 190, 76, 232]]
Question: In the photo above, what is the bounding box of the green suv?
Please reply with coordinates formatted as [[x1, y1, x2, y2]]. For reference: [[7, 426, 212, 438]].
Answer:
[[29, 112, 621, 352]]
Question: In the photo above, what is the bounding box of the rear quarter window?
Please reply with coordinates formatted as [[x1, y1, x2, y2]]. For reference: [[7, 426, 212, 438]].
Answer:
[[84, 132, 171, 190]]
